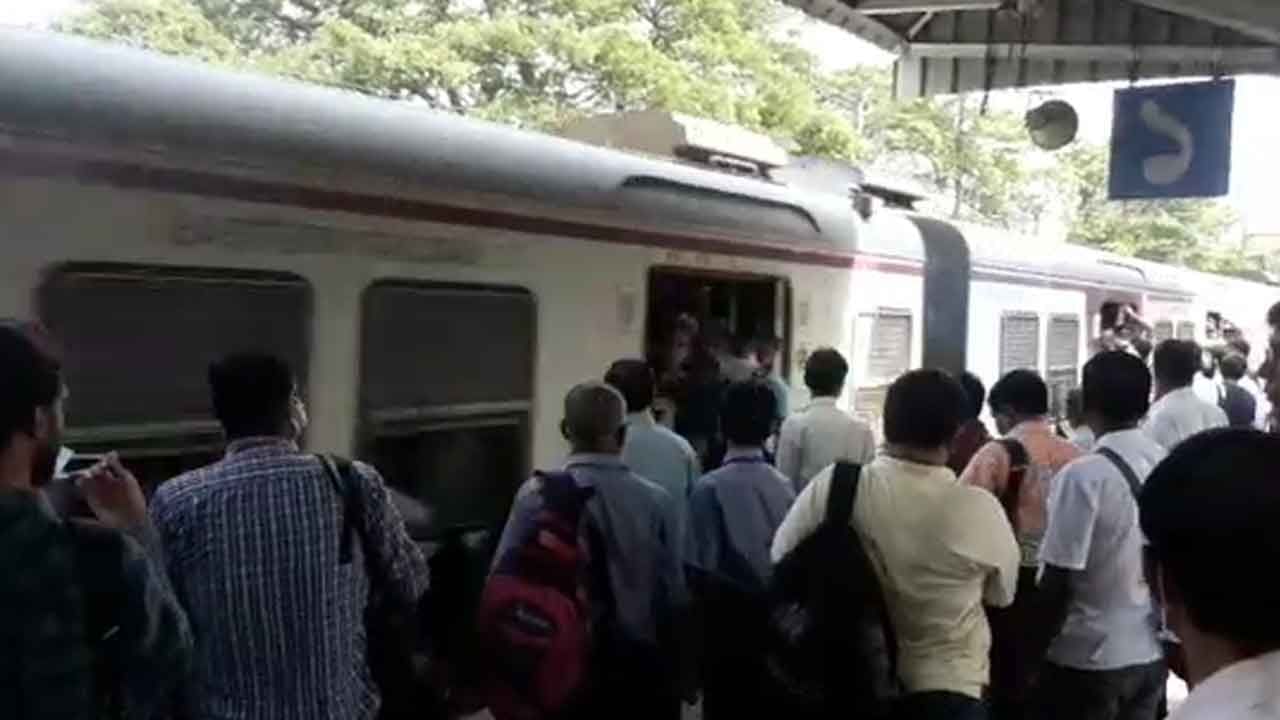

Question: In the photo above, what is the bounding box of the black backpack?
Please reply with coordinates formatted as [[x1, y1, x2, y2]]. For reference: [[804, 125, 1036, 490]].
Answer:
[[764, 462, 898, 719]]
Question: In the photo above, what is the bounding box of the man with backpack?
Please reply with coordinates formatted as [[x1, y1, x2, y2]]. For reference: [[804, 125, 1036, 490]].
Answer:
[[150, 353, 429, 720], [773, 369, 1020, 720], [0, 323, 192, 719], [1034, 352, 1167, 720], [958, 369, 1080, 719], [482, 382, 690, 720]]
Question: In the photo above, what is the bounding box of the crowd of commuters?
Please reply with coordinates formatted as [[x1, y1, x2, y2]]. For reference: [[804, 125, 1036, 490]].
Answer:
[[6, 301, 1280, 720]]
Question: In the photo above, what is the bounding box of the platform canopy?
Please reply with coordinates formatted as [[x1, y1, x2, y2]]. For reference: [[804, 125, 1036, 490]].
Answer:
[[785, 0, 1280, 98]]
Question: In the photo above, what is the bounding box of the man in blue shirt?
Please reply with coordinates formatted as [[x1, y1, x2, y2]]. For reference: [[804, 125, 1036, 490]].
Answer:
[[493, 381, 691, 718], [606, 359, 698, 540], [687, 379, 795, 720]]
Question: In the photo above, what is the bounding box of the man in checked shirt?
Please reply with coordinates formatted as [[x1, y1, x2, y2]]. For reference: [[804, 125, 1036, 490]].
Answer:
[[150, 353, 428, 720]]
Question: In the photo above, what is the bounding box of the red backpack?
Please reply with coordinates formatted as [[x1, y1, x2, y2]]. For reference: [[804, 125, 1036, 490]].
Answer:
[[478, 472, 602, 720]]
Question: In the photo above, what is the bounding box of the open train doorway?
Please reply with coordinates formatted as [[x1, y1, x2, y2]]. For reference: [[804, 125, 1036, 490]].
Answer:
[[644, 267, 790, 452]]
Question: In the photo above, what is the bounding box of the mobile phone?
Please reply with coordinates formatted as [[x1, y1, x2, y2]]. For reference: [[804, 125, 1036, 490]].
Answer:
[[57, 453, 104, 480]]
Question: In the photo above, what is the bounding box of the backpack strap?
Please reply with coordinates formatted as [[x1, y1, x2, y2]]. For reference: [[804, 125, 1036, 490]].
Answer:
[[1096, 447, 1143, 502], [995, 438, 1029, 530], [825, 461, 861, 527]]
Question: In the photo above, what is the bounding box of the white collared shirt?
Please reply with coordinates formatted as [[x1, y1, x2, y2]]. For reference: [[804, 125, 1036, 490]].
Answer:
[[1172, 650, 1280, 720], [1040, 429, 1165, 671], [776, 396, 876, 492], [1144, 386, 1229, 451]]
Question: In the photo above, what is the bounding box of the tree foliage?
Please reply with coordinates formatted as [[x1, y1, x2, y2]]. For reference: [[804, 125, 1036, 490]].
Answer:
[[59, 0, 1253, 275]]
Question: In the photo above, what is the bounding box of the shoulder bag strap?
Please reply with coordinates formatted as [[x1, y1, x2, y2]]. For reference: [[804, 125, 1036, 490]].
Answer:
[[1096, 447, 1143, 502], [995, 438, 1029, 529], [825, 461, 861, 527], [318, 454, 361, 569]]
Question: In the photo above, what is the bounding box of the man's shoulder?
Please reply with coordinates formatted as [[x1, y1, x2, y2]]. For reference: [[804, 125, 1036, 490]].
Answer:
[[651, 424, 697, 458], [151, 462, 221, 512]]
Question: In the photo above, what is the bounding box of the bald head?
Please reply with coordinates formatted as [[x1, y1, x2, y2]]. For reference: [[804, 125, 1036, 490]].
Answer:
[[562, 382, 627, 454]]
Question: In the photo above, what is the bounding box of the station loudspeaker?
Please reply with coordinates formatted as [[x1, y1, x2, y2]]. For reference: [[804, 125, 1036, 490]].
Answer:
[[1025, 99, 1079, 151]]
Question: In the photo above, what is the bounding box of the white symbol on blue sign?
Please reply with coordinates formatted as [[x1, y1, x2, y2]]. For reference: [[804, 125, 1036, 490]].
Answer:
[[1139, 99, 1193, 186], [1110, 80, 1234, 200]]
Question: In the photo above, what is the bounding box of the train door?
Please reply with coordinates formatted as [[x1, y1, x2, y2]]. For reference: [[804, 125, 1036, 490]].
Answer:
[[358, 281, 534, 542], [643, 267, 789, 425], [38, 264, 312, 494]]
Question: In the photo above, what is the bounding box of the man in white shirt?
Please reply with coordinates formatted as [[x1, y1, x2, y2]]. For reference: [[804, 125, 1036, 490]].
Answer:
[[1035, 351, 1167, 720], [1144, 340, 1228, 451], [773, 369, 1019, 720], [775, 348, 876, 492], [1140, 428, 1280, 720]]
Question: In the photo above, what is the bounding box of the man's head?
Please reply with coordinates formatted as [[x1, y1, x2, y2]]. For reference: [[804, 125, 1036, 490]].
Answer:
[[804, 348, 848, 398], [721, 380, 778, 448], [209, 353, 304, 442], [754, 335, 781, 373], [1220, 353, 1249, 383], [1228, 337, 1252, 361], [884, 369, 967, 459], [1082, 351, 1151, 432], [561, 382, 627, 455], [604, 359, 655, 414], [987, 369, 1049, 435], [957, 371, 986, 423], [0, 323, 64, 489], [1141, 428, 1280, 671], [1152, 340, 1201, 395]]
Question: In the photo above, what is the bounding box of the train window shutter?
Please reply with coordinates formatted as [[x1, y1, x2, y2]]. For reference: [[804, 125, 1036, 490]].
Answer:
[[38, 265, 311, 437], [1046, 314, 1081, 417], [1176, 321, 1197, 341], [1000, 312, 1041, 376], [866, 310, 912, 385], [360, 282, 535, 421]]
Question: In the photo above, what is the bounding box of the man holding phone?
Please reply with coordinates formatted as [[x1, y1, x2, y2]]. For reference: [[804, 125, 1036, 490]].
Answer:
[[0, 322, 192, 719]]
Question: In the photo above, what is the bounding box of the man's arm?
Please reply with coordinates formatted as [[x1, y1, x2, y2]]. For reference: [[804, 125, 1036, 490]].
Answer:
[[775, 417, 803, 488], [1033, 565, 1076, 663], [1035, 462, 1099, 653], [353, 462, 430, 605], [958, 441, 1008, 496], [770, 467, 831, 562], [958, 491, 1019, 608]]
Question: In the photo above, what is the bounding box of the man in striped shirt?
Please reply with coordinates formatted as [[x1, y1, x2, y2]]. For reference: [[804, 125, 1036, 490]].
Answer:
[[151, 354, 428, 720]]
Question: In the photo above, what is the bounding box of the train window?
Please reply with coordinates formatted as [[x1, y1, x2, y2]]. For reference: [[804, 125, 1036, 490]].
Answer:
[[38, 264, 312, 493], [1176, 321, 1197, 341], [645, 267, 789, 392], [360, 282, 534, 539], [865, 310, 913, 385], [1046, 314, 1081, 418], [1000, 312, 1041, 376], [1154, 320, 1174, 343]]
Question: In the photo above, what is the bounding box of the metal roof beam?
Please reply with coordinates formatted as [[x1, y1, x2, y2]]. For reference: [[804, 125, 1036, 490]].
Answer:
[[907, 42, 1280, 64], [851, 0, 1001, 14], [1132, 0, 1280, 45]]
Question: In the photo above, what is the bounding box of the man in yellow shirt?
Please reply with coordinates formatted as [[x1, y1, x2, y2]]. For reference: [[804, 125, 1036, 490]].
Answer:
[[772, 369, 1020, 720]]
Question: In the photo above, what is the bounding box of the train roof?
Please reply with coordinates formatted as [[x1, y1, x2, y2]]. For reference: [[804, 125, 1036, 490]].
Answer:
[[0, 28, 860, 263]]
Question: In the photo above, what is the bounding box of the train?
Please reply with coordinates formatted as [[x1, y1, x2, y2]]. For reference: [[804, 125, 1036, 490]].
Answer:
[[2, 28, 1274, 533]]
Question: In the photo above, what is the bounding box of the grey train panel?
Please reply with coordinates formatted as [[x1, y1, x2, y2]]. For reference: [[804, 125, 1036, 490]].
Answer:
[[0, 28, 856, 256], [911, 216, 971, 375]]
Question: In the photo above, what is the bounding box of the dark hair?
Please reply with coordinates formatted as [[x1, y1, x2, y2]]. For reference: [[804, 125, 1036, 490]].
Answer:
[[1153, 340, 1201, 389], [1228, 338, 1252, 359], [1141, 428, 1280, 654], [721, 380, 777, 447], [1082, 351, 1151, 425], [958, 371, 986, 421], [988, 369, 1049, 417], [804, 348, 848, 397], [883, 369, 967, 448], [209, 353, 296, 439], [1220, 353, 1249, 381], [0, 324, 62, 447], [1065, 387, 1085, 423], [1132, 336, 1154, 361], [604, 359, 655, 413], [1268, 301, 1280, 329]]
